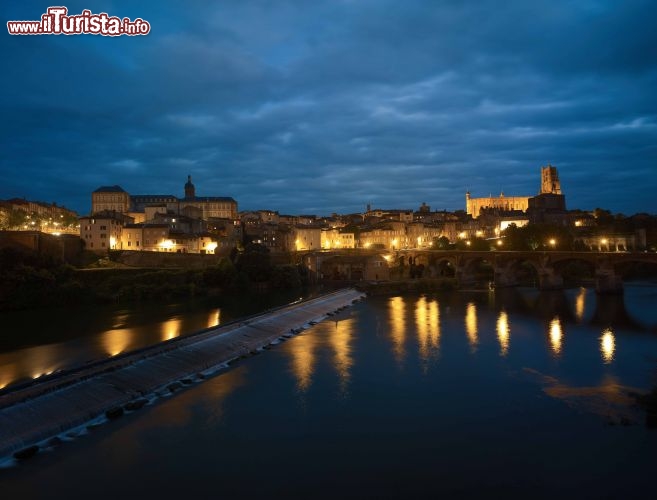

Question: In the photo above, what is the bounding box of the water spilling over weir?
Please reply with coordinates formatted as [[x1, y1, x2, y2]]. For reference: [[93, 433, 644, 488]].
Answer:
[[0, 288, 365, 462]]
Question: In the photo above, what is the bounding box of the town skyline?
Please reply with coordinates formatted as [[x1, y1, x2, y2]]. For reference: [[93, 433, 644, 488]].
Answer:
[[2, 1, 656, 216], [4, 165, 657, 219]]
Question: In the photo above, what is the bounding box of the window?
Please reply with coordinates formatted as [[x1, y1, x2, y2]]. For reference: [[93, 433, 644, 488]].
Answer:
[[100, 225, 107, 230]]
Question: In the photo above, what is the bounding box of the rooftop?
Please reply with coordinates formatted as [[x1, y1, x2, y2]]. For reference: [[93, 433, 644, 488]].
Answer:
[[93, 185, 126, 193]]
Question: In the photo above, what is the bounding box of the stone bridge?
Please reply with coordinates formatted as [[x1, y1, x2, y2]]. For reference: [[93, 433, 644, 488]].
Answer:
[[301, 250, 657, 294]]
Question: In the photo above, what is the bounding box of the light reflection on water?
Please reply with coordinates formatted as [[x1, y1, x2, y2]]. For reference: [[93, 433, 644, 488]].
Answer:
[[289, 331, 316, 392], [207, 309, 221, 329], [389, 296, 406, 365], [0, 307, 224, 390], [549, 317, 563, 356], [575, 287, 587, 322], [3, 290, 657, 498], [600, 328, 615, 364], [465, 302, 478, 352], [497, 310, 510, 356], [101, 328, 133, 357], [428, 299, 440, 356], [288, 317, 356, 394], [161, 317, 182, 343], [415, 297, 440, 365], [330, 318, 354, 392], [1, 287, 654, 394]]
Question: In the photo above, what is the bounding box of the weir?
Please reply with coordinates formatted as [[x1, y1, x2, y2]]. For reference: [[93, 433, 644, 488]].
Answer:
[[0, 288, 365, 462]]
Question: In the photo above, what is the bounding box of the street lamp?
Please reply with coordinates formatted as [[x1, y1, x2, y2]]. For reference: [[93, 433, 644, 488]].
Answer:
[[549, 238, 556, 249]]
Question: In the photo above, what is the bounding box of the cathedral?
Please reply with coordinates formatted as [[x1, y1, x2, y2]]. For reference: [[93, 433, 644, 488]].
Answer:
[[465, 165, 564, 218]]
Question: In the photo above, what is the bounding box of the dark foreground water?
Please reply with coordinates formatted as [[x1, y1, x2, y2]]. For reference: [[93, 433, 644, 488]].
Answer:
[[2, 285, 657, 499], [0, 291, 303, 391]]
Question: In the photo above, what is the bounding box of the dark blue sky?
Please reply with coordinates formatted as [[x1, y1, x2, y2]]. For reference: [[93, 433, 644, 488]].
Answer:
[[2, 1, 656, 216]]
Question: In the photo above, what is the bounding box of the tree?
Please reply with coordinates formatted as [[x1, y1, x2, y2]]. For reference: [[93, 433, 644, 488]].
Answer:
[[6, 209, 28, 229], [235, 243, 272, 283], [593, 208, 614, 226], [432, 236, 451, 250], [202, 258, 238, 288], [455, 237, 489, 251], [502, 223, 575, 251]]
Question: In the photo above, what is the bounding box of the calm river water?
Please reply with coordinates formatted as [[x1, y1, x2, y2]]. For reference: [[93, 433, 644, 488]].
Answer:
[[2, 285, 657, 498]]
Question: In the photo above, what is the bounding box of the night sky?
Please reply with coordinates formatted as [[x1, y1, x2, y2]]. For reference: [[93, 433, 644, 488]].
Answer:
[[2, 1, 656, 216]]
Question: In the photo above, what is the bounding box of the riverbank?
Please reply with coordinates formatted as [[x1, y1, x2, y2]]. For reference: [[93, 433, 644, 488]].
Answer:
[[0, 288, 365, 463], [0, 245, 310, 311]]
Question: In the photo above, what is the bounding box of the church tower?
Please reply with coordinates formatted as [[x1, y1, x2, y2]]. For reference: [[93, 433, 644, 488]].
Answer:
[[184, 175, 196, 199], [540, 165, 562, 195]]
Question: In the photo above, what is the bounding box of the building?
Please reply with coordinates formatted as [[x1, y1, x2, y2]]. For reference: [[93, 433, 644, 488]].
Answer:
[[466, 192, 530, 219], [91, 176, 237, 220], [293, 226, 322, 251], [466, 165, 563, 218], [79, 211, 133, 251], [1, 198, 79, 234], [321, 229, 356, 249], [91, 186, 131, 213]]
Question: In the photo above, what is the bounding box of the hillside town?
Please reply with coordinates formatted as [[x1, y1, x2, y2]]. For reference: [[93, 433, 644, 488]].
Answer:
[[1, 166, 655, 260]]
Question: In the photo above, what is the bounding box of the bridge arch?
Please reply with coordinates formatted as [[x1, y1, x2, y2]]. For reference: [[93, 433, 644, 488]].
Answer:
[[493, 257, 541, 288], [432, 256, 457, 278]]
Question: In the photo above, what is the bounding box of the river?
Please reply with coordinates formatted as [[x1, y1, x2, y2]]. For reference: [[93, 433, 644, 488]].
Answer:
[[2, 284, 657, 498], [0, 290, 304, 391]]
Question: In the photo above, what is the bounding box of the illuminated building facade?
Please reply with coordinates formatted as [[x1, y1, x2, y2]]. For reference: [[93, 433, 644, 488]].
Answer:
[[91, 176, 237, 220], [91, 186, 131, 213], [79, 211, 132, 251], [466, 165, 564, 218]]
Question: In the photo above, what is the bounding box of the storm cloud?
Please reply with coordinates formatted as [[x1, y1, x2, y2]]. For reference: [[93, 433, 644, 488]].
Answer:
[[2, 0, 656, 215]]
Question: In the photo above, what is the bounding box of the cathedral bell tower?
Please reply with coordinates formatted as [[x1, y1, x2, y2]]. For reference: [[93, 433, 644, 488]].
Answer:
[[540, 165, 562, 195], [184, 175, 196, 199]]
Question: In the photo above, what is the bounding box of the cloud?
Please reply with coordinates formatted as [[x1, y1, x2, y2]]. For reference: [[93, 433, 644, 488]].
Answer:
[[1, 0, 656, 215]]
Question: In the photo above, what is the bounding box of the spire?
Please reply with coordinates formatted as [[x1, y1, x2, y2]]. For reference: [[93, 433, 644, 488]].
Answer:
[[184, 174, 195, 199]]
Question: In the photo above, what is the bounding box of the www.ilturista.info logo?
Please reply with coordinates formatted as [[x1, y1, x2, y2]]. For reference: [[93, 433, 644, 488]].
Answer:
[[7, 6, 150, 36]]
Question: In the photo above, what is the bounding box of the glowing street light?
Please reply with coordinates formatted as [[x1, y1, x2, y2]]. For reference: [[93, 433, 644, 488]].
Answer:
[[497, 239, 503, 247], [549, 238, 556, 249], [160, 239, 174, 250]]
